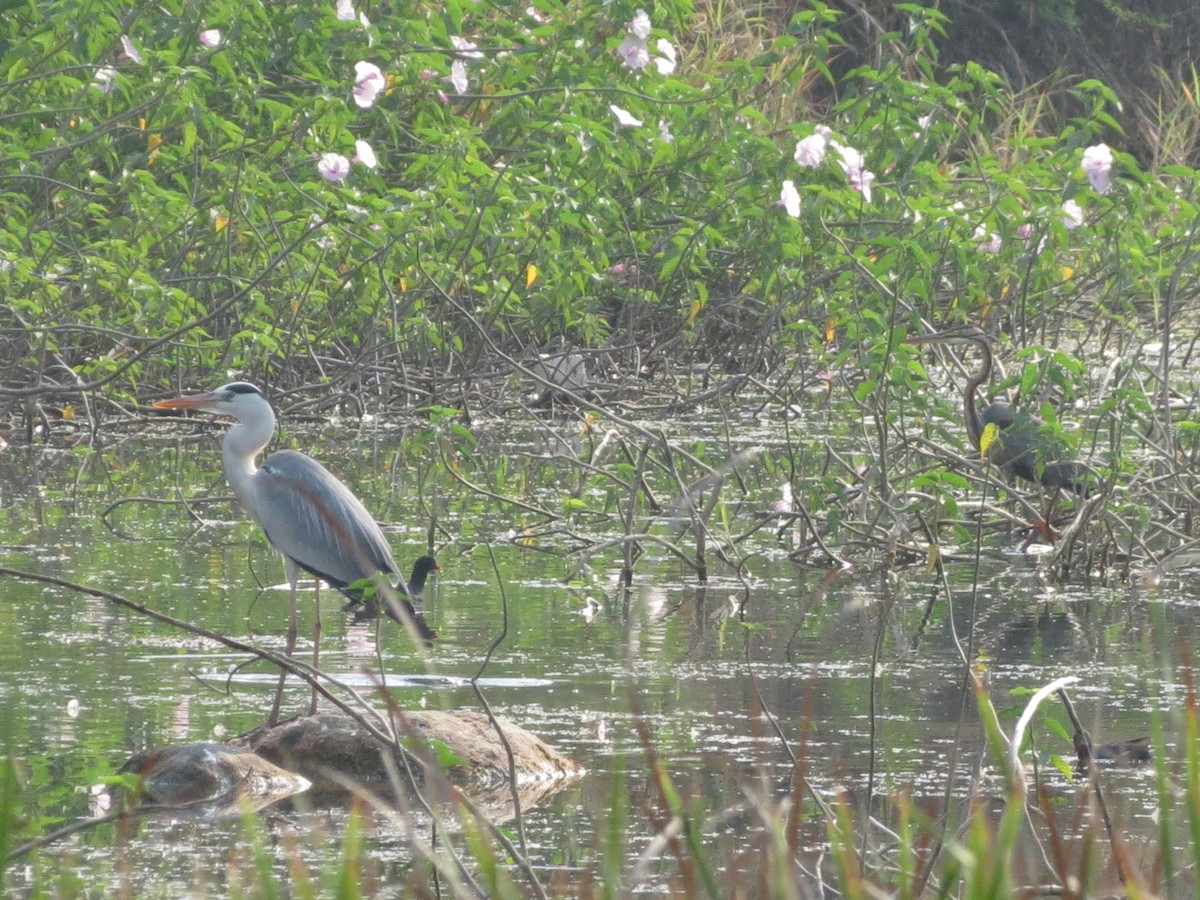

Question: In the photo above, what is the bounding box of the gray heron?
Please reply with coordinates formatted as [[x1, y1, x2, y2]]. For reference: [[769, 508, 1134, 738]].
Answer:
[[154, 382, 433, 722]]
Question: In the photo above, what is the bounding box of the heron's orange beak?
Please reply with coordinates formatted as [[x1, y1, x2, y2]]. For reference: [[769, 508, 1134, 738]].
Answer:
[[153, 392, 222, 410]]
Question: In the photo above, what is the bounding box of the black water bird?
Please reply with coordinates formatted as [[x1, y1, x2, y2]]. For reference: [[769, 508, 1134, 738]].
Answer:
[[348, 555, 441, 636], [1073, 729, 1151, 767], [905, 326, 1089, 495]]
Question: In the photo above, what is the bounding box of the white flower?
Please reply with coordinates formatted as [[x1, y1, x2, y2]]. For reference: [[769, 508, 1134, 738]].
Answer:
[[793, 132, 827, 167], [451, 36, 484, 60], [1060, 199, 1083, 229], [121, 35, 142, 64], [628, 9, 651, 40], [91, 66, 118, 93], [652, 39, 676, 75], [199, 29, 222, 48], [336, 0, 356, 21], [779, 180, 800, 218], [353, 140, 377, 169], [352, 61, 385, 108], [448, 59, 468, 94], [1081, 143, 1113, 194], [317, 153, 351, 182], [658, 119, 674, 142], [610, 105, 643, 128]]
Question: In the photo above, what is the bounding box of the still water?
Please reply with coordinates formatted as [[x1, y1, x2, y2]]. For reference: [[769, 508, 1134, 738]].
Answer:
[[0, 406, 1186, 894]]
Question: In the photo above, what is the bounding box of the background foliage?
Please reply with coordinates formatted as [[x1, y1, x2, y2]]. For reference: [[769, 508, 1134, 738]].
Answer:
[[1, 0, 1196, 423]]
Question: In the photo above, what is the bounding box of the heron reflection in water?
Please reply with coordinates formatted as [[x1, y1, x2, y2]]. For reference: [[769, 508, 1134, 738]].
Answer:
[[905, 326, 1090, 496]]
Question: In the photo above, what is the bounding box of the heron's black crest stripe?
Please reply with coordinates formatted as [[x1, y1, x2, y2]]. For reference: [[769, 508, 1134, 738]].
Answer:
[[225, 382, 263, 396]]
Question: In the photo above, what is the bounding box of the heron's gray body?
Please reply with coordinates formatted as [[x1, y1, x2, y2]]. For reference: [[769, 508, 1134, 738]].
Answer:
[[250, 449, 399, 597]]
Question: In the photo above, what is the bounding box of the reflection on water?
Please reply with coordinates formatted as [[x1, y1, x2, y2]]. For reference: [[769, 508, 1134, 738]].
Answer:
[[0, 425, 1189, 893]]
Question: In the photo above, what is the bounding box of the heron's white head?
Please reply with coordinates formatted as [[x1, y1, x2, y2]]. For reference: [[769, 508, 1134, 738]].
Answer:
[[154, 382, 273, 423]]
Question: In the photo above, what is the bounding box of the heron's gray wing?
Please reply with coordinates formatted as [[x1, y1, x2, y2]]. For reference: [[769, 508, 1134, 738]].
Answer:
[[251, 450, 399, 593]]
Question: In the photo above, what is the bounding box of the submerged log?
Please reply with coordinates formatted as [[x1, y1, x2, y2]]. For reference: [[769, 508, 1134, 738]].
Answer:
[[237, 709, 584, 813], [118, 741, 311, 814]]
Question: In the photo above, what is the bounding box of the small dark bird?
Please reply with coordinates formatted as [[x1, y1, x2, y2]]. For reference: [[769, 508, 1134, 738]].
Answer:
[[1073, 729, 1151, 767], [347, 555, 441, 638], [905, 326, 1090, 495], [402, 555, 442, 601]]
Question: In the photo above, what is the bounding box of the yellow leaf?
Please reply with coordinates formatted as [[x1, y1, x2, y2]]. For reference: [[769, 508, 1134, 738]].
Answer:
[[1061, 265, 1074, 280], [213, 212, 228, 232], [291, 298, 301, 317], [980, 421, 1000, 458], [147, 132, 162, 163], [526, 264, 538, 288], [687, 298, 701, 326], [60, 404, 75, 422], [397, 276, 409, 292], [138, 117, 147, 130], [824, 316, 837, 343], [925, 542, 940, 573]]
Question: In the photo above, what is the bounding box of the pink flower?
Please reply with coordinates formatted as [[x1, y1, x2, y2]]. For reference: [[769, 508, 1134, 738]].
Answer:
[[848, 169, 875, 202], [618, 34, 650, 69], [437, 89, 449, 105], [610, 105, 643, 128], [1060, 199, 1083, 229], [1016, 223, 1034, 242], [974, 225, 1002, 253], [352, 61, 385, 108], [778, 180, 800, 218], [1081, 143, 1113, 194], [618, 10, 675, 74], [121, 35, 142, 63], [832, 143, 874, 202], [198, 29, 222, 48], [793, 133, 827, 167], [448, 59, 468, 94], [352, 140, 377, 169], [317, 153, 351, 182], [335, 0, 356, 21]]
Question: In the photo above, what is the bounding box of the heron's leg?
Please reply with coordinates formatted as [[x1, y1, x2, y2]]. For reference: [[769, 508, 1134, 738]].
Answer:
[[309, 580, 322, 715], [269, 564, 301, 726]]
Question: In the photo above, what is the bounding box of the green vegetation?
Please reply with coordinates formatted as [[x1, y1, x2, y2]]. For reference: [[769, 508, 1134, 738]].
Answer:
[[4, 0, 1200, 895]]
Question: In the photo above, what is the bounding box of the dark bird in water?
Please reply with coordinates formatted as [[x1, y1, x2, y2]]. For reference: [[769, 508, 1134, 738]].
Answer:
[[1073, 729, 1151, 767], [348, 555, 441, 633], [905, 326, 1090, 495], [154, 382, 438, 721], [402, 555, 441, 601]]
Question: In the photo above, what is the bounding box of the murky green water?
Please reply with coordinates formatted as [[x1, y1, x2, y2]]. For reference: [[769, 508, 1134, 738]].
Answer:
[[0, 407, 1187, 893]]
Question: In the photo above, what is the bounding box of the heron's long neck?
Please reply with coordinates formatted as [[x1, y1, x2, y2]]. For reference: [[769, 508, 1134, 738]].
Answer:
[[964, 338, 991, 450], [220, 408, 275, 509]]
